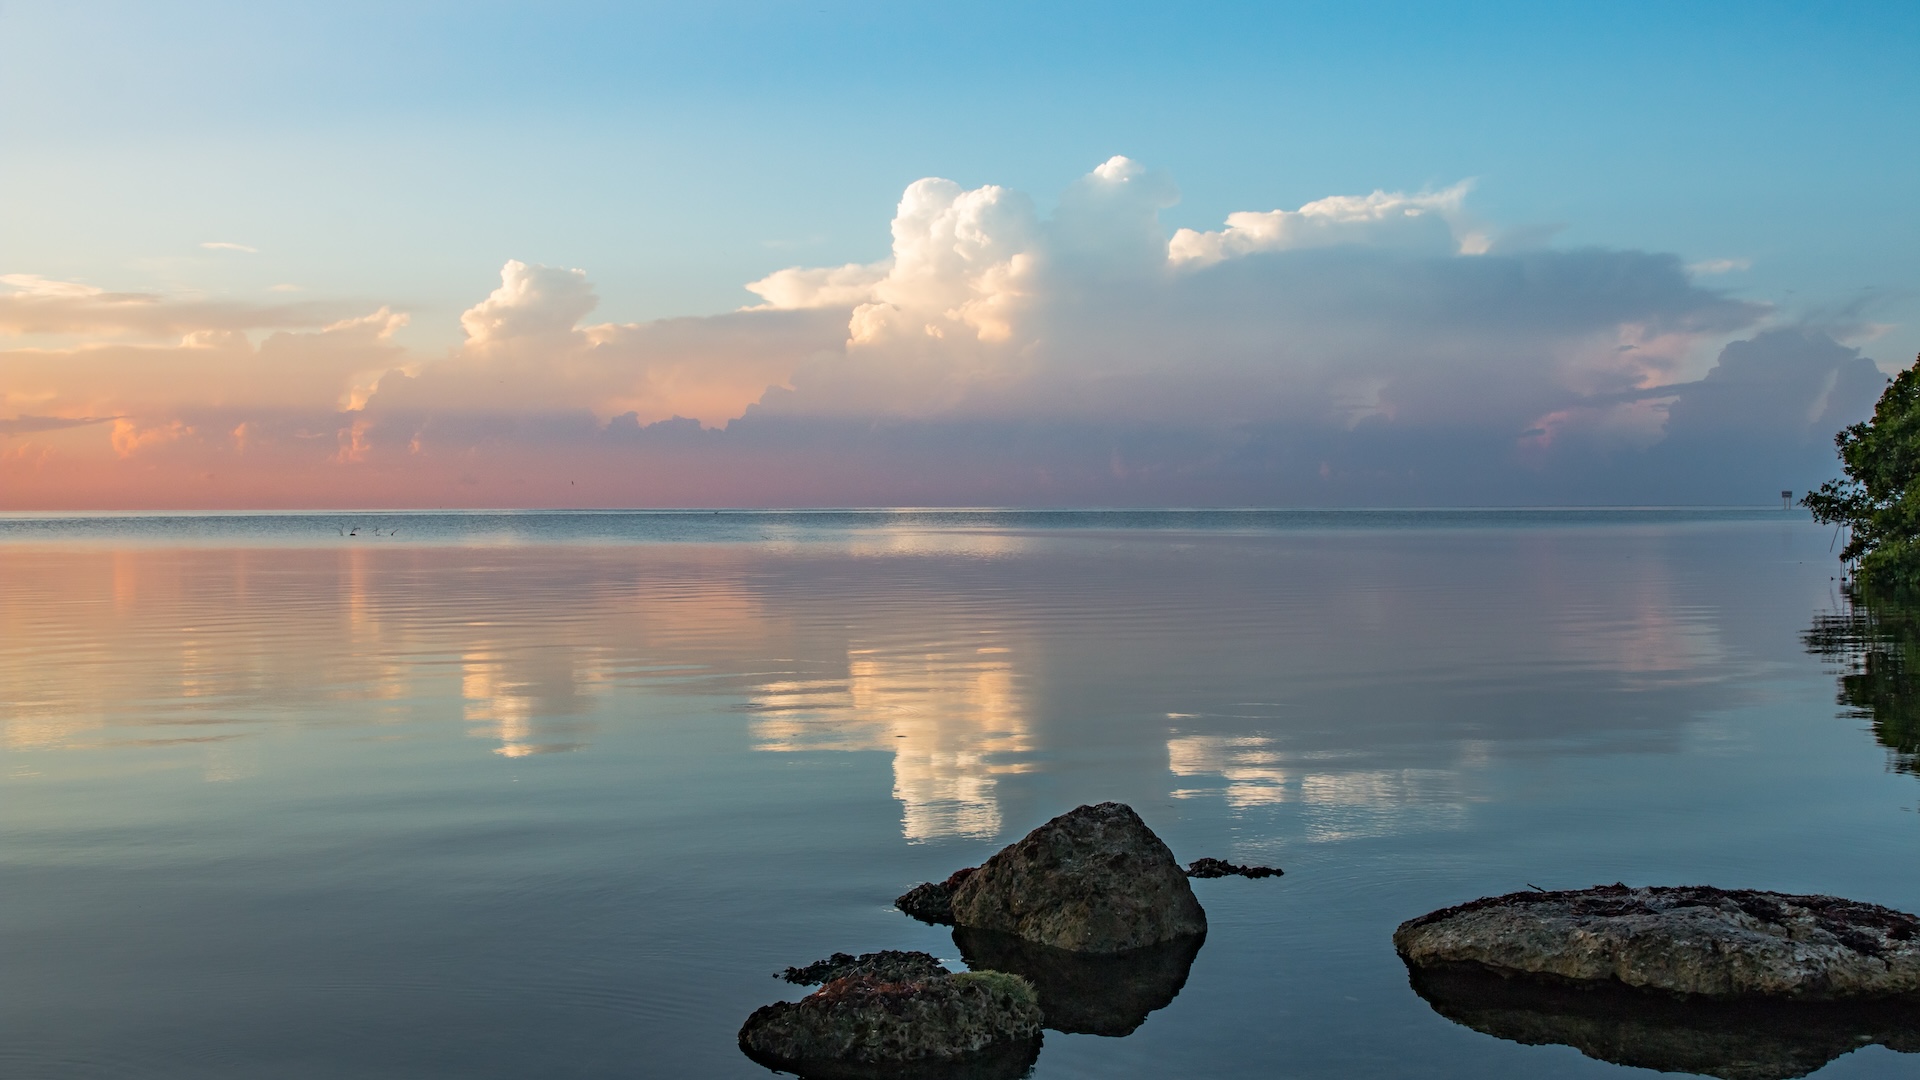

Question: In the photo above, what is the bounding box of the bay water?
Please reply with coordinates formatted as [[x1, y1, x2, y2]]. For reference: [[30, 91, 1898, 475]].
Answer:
[[2, 509, 1913, 1078]]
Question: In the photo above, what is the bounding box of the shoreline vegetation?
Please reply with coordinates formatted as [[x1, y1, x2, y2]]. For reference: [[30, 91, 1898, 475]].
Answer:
[[1804, 356, 1920, 592]]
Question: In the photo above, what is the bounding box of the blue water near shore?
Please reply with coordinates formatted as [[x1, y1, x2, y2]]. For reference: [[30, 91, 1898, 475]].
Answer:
[[1, 508, 1913, 1078]]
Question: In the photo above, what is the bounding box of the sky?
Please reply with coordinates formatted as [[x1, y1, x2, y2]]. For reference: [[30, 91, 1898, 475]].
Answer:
[[2, 0, 1917, 509]]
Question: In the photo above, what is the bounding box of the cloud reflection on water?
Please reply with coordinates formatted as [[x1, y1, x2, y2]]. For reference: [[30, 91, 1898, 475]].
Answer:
[[1167, 734, 1473, 840], [0, 540, 1047, 843], [0, 516, 1782, 855], [461, 653, 595, 758], [750, 639, 1035, 841]]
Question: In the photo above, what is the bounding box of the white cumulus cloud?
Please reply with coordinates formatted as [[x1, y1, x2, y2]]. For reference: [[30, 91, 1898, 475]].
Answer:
[[743, 261, 890, 310], [459, 260, 598, 348], [1168, 182, 1478, 268]]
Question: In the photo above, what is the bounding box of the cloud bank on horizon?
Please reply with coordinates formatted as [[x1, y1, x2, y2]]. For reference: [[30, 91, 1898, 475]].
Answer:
[[0, 157, 1891, 509]]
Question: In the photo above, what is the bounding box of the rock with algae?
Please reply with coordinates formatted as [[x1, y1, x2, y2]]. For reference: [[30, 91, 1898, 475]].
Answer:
[[740, 955, 1042, 1080], [1394, 884, 1920, 1000]]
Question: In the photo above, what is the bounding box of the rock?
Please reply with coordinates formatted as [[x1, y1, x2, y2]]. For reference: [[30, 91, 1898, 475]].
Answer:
[[1184, 857, 1282, 880], [739, 962, 1042, 1080], [946, 802, 1207, 954], [1394, 884, 1920, 1000], [896, 868, 978, 926], [1408, 961, 1920, 1080], [782, 950, 949, 986], [953, 925, 1203, 1037]]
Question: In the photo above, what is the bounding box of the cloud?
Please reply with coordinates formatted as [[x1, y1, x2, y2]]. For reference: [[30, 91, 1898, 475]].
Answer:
[[1, 274, 106, 299], [849, 175, 1041, 348], [1664, 328, 1882, 441], [747, 160, 1757, 436], [111, 418, 191, 457], [0, 308, 406, 420], [744, 261, 889, 310], [1049, 155, 1183, 279], [1626, 328, 1887, 501], [1687, 258, 1752, 276], [458, 260, 597, 348], [363, 259, 844, 427], [0, 273, 332, 337], [0, 156, 1884, 509], [200, 241, 258, 253], [0, 415, 115, 436], [1168, 182, 1478, 268]]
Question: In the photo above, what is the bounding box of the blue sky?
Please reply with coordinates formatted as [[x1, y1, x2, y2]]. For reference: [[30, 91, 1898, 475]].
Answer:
[[7, 1, 1915, 334], [1, 2, 1916, 506]]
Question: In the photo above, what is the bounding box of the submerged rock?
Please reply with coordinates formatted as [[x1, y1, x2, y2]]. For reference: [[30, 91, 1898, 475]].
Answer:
[[1409, 961, 1920, 1080], [930, 802, 1205, 954], [740, 960, 1042, 1080], [1394, 884, 1920, 1000], [1184, 857, 1282, 880], [954, 925, 1204, 1036]]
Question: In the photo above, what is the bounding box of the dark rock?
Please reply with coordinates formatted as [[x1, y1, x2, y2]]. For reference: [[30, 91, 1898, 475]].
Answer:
[[953, 925, 1203, 1036], [896, 867, 978, 926], [948, 802, 1206, 953], [1409, 961, 1920, 1080], [782, 951, 949, 986], [739, 967, 1042, 1080], [1185, 857, 1282, 880], [1395, 884, 1920, 1000]]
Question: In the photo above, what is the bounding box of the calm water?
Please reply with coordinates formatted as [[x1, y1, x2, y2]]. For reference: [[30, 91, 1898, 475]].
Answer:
[[3, 509, 1915, 1078]]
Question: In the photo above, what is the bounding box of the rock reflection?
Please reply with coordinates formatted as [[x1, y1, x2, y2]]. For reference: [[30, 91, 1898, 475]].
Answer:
[[1804, 592, 1920, 775], [751, 643, 1034, 842], [952, 927, 1203, 1036], [1407, 963, 1920, 1079], [742, 1036, 1041, 1080]]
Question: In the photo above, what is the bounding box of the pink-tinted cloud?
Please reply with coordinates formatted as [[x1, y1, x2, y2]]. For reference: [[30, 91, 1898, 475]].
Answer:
[[3, 157, 1877, 510], [0, 274, 333, 338]]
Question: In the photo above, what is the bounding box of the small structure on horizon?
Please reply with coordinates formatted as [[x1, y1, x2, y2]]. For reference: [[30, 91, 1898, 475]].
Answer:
[[1782, 490, 1794, 509]]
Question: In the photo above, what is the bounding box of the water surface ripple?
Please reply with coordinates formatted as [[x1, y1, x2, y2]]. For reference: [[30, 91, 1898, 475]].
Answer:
[[2, 509, 1913, 1078]]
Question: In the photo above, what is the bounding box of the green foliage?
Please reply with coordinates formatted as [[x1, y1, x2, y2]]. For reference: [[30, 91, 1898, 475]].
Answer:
[[951, 970, 1037, 1005], [1804, 359, 1920, 591]]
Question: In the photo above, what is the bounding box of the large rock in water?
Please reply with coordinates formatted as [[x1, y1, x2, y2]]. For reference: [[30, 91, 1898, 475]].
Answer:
[[947, 802, 1207, 954], [739, 954, 1042, 1080], [1394, 884, 1920, 1000]]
